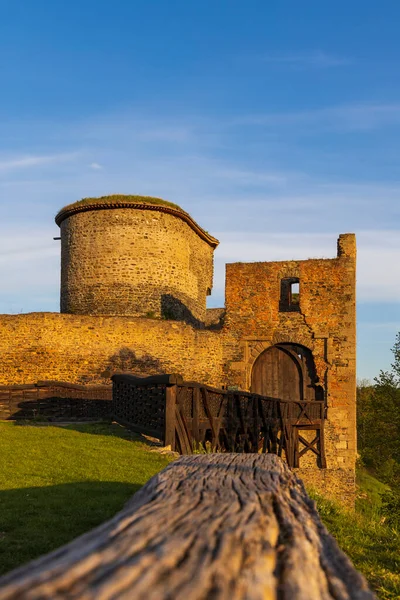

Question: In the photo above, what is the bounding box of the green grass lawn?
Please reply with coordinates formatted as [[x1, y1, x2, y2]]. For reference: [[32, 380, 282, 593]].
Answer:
[[0, 421, 174, 575]]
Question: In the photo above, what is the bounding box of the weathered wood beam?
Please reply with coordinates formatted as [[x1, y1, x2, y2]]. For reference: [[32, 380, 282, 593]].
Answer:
[[0, 454, 375, 599], [111, 373, 184, 386]]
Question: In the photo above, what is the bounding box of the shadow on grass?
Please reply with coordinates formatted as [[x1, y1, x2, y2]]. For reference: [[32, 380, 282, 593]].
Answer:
[[63, 421, 139, 437], [63, 422, 163, 446], [12, 421, 159, 446], [0, 480, 140, 576]]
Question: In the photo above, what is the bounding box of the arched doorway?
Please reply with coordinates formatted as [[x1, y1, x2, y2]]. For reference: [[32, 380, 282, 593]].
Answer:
[[251, 343, 323, 401]]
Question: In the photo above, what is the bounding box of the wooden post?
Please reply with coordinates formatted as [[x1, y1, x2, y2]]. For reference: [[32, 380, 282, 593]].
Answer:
[[164, 384, 176, 450], [0, 454, 375, 599], [192, 386, 200, 450]]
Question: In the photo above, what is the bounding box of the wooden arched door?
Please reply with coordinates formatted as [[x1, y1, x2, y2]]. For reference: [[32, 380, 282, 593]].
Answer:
[[251, 344, 321, 401]]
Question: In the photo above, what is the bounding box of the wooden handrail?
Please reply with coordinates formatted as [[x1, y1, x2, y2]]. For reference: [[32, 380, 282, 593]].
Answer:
[[111, 373, 184, 386], [0, 454, 374, 599]]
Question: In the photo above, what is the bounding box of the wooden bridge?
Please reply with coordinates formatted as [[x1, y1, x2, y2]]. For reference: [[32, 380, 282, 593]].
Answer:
[[112, 373, 327, 468], [0, 373, 327, 470]]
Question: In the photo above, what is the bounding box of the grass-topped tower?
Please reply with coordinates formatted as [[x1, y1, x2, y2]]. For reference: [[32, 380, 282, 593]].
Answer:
[[55, 195, 219, 323]]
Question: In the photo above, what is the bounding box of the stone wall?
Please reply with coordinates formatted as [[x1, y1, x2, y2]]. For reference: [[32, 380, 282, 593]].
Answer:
[[59, 206, 216, 323], [0, 313, 225, 388], [223, 233, 357, 501]]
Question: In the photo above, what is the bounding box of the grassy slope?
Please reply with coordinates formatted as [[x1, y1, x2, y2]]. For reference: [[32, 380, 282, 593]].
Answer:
[[310, 469, 400, 600], [0, 422, 173, 575]]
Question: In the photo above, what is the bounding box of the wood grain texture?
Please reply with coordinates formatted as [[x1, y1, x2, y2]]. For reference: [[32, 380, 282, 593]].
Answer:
[[0, 454, 375, 600]]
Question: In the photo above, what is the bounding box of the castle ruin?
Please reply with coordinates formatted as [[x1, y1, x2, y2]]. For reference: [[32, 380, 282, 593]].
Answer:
[[0, 195, 357, 502]]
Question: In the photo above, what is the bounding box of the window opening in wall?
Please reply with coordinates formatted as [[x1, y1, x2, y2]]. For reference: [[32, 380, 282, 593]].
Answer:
[[279, 277, 300, 312], [291, 282, 300, 306]]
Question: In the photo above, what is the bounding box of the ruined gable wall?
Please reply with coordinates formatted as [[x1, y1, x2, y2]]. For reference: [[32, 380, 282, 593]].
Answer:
[[223, 234, 356, 503], [0, 313, 226, 387], [60, 208, 215, 323]]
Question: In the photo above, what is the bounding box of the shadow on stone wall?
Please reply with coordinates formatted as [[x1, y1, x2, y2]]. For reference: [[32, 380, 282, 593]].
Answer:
[[99, 347, 165, 382], [205, 308, 225, 331], [161, 294, 204, 329]]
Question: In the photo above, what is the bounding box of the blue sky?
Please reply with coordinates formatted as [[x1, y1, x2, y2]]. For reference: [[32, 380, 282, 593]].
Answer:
[[1, 0, 399, 380]]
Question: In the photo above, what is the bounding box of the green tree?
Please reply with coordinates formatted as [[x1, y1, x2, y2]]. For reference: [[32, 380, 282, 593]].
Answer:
[[373, 333, 400, 482], [357, 333, 400, 485]]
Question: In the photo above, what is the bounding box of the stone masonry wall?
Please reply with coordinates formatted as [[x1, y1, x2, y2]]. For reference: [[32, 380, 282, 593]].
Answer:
[[0, 313, 225, 388], [60, 208, 215, 323], [223, 234, 357, 504]]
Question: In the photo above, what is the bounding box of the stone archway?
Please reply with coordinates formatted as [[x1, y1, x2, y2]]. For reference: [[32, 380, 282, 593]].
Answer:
[[250, 343, 323, 401]]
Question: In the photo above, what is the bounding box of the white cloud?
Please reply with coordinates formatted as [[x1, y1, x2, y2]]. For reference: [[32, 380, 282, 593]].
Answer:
[[0, 152, 79, 173], [0, 220, 398, 319], [138, 126, 193, 143], [233, 103, 400, 132], [262, 51, 352, 68], [208, 230, 400, 306], [0, 110, 399, 313], [0, 226, 59, 313], [213, 168, 287, 186], [360, 322, 400, 330]]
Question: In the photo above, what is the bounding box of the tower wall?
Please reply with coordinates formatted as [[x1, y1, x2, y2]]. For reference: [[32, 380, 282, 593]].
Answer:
[[59, 205, 216, 323]]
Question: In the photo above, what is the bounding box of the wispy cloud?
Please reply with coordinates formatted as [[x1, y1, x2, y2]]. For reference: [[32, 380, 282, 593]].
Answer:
[[360, 322, 400, 330], [0, 152, 79, 173], [137, 126, 193, 143], [262, 51, 353, 69], [209, 230, 400, 306], [1, 110, 400, 311], [213, 168, 287, 186], [0, 225, 59, 313], [1, 224, 398, 315], [234, 103, 400, 132]]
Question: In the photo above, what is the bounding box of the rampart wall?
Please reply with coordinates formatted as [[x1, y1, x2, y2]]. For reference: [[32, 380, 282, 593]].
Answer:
[[0, 313, 225, 387]]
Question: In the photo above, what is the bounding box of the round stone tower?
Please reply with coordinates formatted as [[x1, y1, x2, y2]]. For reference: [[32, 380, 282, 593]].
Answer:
[[55, 195, 219, 324]]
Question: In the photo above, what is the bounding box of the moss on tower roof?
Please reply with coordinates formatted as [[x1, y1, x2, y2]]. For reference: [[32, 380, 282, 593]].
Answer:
[[59, 194, 185, 214], [55, 194, 219, 247]]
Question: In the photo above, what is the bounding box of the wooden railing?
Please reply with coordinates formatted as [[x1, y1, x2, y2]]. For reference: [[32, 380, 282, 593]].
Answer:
[[112, 374, 327, 468], [0, 454, 375, 599], [0, 381, 113, 421]]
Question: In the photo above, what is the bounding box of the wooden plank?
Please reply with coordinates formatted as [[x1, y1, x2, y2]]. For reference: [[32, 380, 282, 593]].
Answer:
[[192, 387, 200, 448], [35, 381, 111, 391], [175, 405, 192, 455], [111, 373, 184, 386], [178, 381, 228, 395], [0, 454, 375, 600], [201, 388, 220, 449], [164, 385, 177, 450], [319, 423, 327, 468]]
